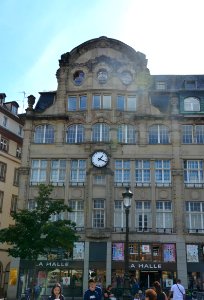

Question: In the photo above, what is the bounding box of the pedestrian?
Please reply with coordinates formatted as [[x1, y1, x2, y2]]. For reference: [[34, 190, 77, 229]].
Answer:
[[131, 279, 140, 296], [83, 279, 100, 300], [153, 281, 168, 300], [104, 285, 115, 300], [169, 279, 185, 300], [48, 283, 65, 300], [145, 289, 157, 300]]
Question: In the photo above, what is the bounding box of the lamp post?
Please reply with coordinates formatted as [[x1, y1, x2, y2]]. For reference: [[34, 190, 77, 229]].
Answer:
[[122, 186, 133, 300]]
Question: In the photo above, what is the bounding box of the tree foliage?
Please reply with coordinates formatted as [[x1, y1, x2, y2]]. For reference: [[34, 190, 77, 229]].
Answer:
[[0, 184, 78, 260]]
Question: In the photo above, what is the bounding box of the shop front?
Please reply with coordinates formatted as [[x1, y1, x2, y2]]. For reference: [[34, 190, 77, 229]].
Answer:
[[18, 260, 83, 299], [186, 244, 204, 291]]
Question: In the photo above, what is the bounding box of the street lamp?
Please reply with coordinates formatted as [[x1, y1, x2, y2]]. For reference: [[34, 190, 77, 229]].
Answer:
[[122, 186, 133, 300]]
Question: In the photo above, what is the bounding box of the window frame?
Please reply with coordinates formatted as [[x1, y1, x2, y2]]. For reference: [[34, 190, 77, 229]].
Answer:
[[92, 199, 105, 228], [66, 124, 85, 144], [68, 95, 87, 111], [92, 94, 111, 110], [92, 123, 110, 142], [149, 124, 170, 144], [0, 162, 7, 182], [34, 124, 54, 144], [0, 190, 4, 212], [184, 97, 200, 112], [117, 124, 136, 144], [0, 137, 9, 152], [116, 95, 137, 111], [68, 200, 84, 228], [70, 159, 86, 184]]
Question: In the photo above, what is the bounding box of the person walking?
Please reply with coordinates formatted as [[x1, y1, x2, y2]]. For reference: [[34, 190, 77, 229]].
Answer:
[[104, 285, 115, 300], [169, 279, 185, 300], [153, 281, 168, 300], [145, 289, 157, 300], [83, 279, 101, 300], [48, 283, 65, 300]]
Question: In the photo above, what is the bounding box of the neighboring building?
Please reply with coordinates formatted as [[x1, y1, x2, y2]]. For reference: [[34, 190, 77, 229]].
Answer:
[[0, 93, 24, 298], [12, 36, 204, 298]]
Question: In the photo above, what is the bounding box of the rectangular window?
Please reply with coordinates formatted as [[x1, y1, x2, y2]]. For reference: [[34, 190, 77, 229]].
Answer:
[[3, 116, 8, 127], [50, 160, 66, 184], [70, 159, 86, 184], [93, 175, 106, 185], [116, 95, 136, 111], [0, 191, 4, 212], [185, 80, 196, 89], [28, 199, 36, 210], [92, 199, 105, 228], [182, 125, 204, 144], [139, 244, 152, 261], [184, 160, 203, 184], [156, 201, 173, 232], [186, 201, 204, 233], [13, 168, 19, 186], [127, 96, 136, 111], [68, 96, 77, 111], [10, 195, 18, 214], [68, 200, 84, 228], [114, 200, 126, 229], [92, 94, 111, 109], [16, 146, 22, 158], [0, 137, 9, 152], [116, 95, 125, 110], [155, 160, 171, 184], [68, 95, 87, 111], [135, 160, 151, 185], [135, 201, 152, 232], [129, 243, 139, 262], [30, 159, 47, 184], [18, 126, 23, 136], [155, 81, 166, 90], [0, 162, 7, 182], [115, 160, 131, 185]]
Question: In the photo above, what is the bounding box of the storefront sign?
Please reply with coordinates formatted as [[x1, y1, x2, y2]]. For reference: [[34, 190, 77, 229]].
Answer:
[[130, 263, 162, 270], [36, 261, 69, 268]]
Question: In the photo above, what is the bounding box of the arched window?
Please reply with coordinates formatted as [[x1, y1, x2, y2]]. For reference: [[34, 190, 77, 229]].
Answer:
[[149, 125, 170, 144], [34, 125, 54, 143], [92, 123, 110, 142], [66, 124, 85, 143], [117, 124, 136, 144], [184, 97, 200, 112]]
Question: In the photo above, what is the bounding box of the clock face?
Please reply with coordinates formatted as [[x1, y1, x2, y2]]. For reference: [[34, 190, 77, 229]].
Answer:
[[91, 151, 109, 168]]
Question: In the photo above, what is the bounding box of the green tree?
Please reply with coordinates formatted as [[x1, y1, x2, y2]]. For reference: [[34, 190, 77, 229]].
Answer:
[[0, 184, 78, 259]]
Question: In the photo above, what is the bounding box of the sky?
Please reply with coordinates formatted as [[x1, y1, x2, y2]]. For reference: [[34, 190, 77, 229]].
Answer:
[[1, 0, 204, 112]]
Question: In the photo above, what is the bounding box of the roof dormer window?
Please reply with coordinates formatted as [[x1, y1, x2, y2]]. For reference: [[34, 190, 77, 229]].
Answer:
[[184, 80, 197, 90], [155, 81, 166, 90]]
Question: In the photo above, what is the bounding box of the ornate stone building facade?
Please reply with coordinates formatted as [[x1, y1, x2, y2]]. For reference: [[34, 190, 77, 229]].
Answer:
[[10, 37, 204, 298], [0, 93, 24, 298]]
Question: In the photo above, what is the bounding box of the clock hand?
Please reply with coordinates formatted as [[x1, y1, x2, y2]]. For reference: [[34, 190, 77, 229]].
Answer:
[[98, 157, 107, 163]]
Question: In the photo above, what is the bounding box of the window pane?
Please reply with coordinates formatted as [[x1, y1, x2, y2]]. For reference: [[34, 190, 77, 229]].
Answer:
[[182, 125, 193, 144], [79, 95, 87, 110], [92, 95, 101, 109], [117, 95, 125, 111], [127, 96, 136, 111], [103, 95, 111, 109], [68, 97, 77, 111]]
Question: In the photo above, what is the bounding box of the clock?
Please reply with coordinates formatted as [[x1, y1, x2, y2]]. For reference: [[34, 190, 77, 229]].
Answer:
[[91, 151, 109, 168]]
